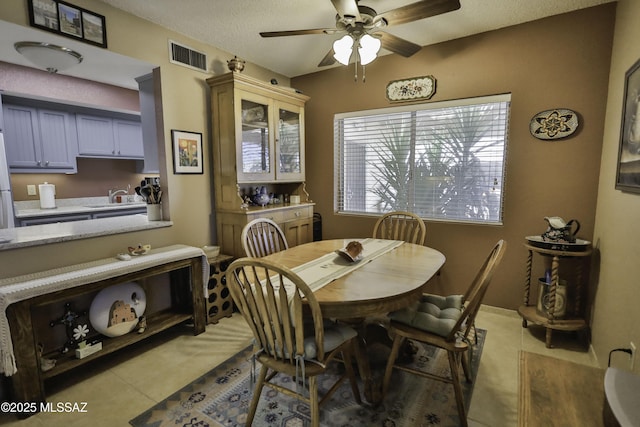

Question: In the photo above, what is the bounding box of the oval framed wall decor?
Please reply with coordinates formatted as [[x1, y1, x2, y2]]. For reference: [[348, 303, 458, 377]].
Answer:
[[530, 108, 579, 140], [386, 75, 436, 102]]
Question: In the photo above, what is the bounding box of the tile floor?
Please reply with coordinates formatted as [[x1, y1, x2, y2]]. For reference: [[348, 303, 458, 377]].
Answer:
[[0, 305, 598, 426]]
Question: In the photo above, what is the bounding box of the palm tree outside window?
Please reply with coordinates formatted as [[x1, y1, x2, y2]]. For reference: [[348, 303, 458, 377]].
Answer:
[[334, 94, 510, 224]]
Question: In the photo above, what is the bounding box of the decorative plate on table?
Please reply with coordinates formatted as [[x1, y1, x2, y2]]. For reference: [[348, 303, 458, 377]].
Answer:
[[89, 282, 146, 337], [525, 235, 591, 252]]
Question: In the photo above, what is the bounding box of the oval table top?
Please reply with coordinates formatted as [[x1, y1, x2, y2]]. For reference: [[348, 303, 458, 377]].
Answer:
[[263, 239, 446, 319]]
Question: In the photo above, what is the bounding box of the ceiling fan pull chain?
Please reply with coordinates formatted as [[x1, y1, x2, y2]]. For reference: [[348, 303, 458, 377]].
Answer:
[[362, 65, 366, 83]]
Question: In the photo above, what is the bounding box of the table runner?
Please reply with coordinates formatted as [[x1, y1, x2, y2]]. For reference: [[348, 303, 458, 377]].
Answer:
[[0, 244, 208, 376], [263, 239, 404, 298], [293, 238, 404, 291]]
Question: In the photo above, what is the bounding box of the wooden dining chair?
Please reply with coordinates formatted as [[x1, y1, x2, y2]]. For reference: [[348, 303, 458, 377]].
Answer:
[[382, 239, 507, 427], [241, 218, 289, 257], [226, 257, 362, 427], [372, 211, 427, 245]]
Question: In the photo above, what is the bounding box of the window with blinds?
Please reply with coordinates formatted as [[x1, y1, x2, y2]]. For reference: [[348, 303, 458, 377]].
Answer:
[[334, 94, 510, 224]]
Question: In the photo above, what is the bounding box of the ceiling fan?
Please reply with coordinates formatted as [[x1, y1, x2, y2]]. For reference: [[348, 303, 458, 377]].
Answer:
[[260, 0, 461, 67]]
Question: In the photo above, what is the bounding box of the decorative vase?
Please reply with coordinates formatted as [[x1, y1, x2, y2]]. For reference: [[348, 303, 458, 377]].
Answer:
[[227, 56, 245, 73]]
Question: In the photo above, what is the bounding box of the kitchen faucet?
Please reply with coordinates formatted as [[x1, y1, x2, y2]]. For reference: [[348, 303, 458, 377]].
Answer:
[[108, 184, 130, 203]]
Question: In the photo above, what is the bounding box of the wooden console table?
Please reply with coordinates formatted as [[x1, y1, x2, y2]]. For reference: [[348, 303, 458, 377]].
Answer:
[[0, 245, 207, 408]]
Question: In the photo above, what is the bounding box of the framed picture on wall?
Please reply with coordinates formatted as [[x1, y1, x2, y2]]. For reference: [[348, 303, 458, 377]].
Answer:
[[171, 130, 204, 174], [27, 0, 108, 48], [58, 1, 82, 38], [616, 58, 640, 193]]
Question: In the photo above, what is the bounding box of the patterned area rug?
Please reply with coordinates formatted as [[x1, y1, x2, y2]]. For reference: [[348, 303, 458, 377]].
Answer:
[[131, 329, 486, 427]]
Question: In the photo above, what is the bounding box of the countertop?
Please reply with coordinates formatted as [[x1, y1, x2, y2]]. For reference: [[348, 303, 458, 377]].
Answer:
[[14, 197, 146, 219], [0, 215, 172, 251]]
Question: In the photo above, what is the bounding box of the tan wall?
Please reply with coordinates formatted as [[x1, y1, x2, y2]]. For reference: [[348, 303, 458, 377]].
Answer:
[[0, 0, 288, 277], [591, 0, 640, 371], [293, 5, 616, 310]]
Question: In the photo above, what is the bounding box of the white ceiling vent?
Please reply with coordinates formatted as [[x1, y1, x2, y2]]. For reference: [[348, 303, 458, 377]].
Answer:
[[168, 40, 207, 72]]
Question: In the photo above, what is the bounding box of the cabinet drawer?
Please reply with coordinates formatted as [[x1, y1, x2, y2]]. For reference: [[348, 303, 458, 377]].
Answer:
[[248, 210, 283, 223], [282, 206, 312, 221]]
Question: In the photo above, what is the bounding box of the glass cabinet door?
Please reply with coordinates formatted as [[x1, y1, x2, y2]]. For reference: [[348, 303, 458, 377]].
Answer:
[[237, 95, 274, 182], [276, 102, 305, 181]]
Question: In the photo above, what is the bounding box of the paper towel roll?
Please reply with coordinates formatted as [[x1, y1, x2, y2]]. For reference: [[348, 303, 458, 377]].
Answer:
[[39, 182, 56, 209]]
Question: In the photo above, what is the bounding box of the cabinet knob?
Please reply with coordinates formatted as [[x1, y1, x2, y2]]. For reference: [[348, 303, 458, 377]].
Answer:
[[295, 211, 301, 217], [112, 150, 116, 155], [37, 161, 41, 166], [45, 161, 49, 166]]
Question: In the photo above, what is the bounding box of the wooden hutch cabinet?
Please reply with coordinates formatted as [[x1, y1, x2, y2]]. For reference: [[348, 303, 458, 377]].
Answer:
[[207, 72, 314, 258]]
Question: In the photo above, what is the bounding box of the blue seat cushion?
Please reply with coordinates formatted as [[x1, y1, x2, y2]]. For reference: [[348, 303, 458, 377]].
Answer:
[[389, 293, 463, 338], [264, 320, 357, 361], [302, 322, 357, 360]]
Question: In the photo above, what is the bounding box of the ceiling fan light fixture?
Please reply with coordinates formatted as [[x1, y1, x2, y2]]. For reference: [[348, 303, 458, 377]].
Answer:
[[358, 34, 381, 65], [333, 34, 354, 65], [14, 41, 83, 74]]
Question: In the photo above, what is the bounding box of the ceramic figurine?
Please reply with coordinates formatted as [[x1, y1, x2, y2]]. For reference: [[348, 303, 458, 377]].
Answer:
[[252, 186, 271, 206]]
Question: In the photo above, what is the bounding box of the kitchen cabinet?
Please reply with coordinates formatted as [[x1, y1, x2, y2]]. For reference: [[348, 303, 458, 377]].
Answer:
[[19, 213, 92, 226], [76, 114, 143, 159], [135, 73, 160, 173], [91, 206, 147, 219], [235, 90, 306, 183], [2, 104, 77, 173], [207, 73, 312, 256], [216, 204, 314, 258], [16, 205, 147, 226], [207, 72, 309, 189]]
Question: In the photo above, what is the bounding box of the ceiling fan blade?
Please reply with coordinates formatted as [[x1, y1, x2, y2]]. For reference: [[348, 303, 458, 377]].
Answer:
[[379, 0, 461, 26], [260, 28, 337, 37], [330, 0, 361, 20], [318, 49, 337, 67], [378, 32, 422, 57]]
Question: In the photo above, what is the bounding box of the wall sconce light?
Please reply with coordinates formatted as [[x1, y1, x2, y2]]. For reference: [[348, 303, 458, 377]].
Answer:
[[14, 41, 83, 74], [332, 34, 381, 82]]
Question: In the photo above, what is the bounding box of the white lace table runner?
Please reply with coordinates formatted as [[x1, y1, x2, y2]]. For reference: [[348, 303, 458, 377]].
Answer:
[[0, 244, 208, 376], [293, 238, 404, 291], [264, 239, 404, 298]]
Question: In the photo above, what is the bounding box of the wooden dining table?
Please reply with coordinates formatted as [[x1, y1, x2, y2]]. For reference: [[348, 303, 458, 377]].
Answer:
[[262, 238, 446, 402]]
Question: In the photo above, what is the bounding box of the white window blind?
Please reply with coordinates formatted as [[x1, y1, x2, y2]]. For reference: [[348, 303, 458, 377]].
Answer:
[[334, 94, 510, 224]]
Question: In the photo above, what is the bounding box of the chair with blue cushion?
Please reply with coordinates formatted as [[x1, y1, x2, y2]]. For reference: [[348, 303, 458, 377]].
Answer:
[[227, 257, 361, 427], [382, 239, 506, 427]]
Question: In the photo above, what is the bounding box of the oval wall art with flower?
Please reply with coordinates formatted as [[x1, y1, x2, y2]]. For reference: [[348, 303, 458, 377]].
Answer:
[[529, 108, 579, 140]]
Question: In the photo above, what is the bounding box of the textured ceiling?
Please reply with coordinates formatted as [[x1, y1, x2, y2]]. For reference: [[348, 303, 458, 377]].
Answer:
[[96, 0, 617, 77]]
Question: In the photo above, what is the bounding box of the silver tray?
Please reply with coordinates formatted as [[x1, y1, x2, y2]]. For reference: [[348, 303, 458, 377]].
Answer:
[[525, 236, 591, 252]]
